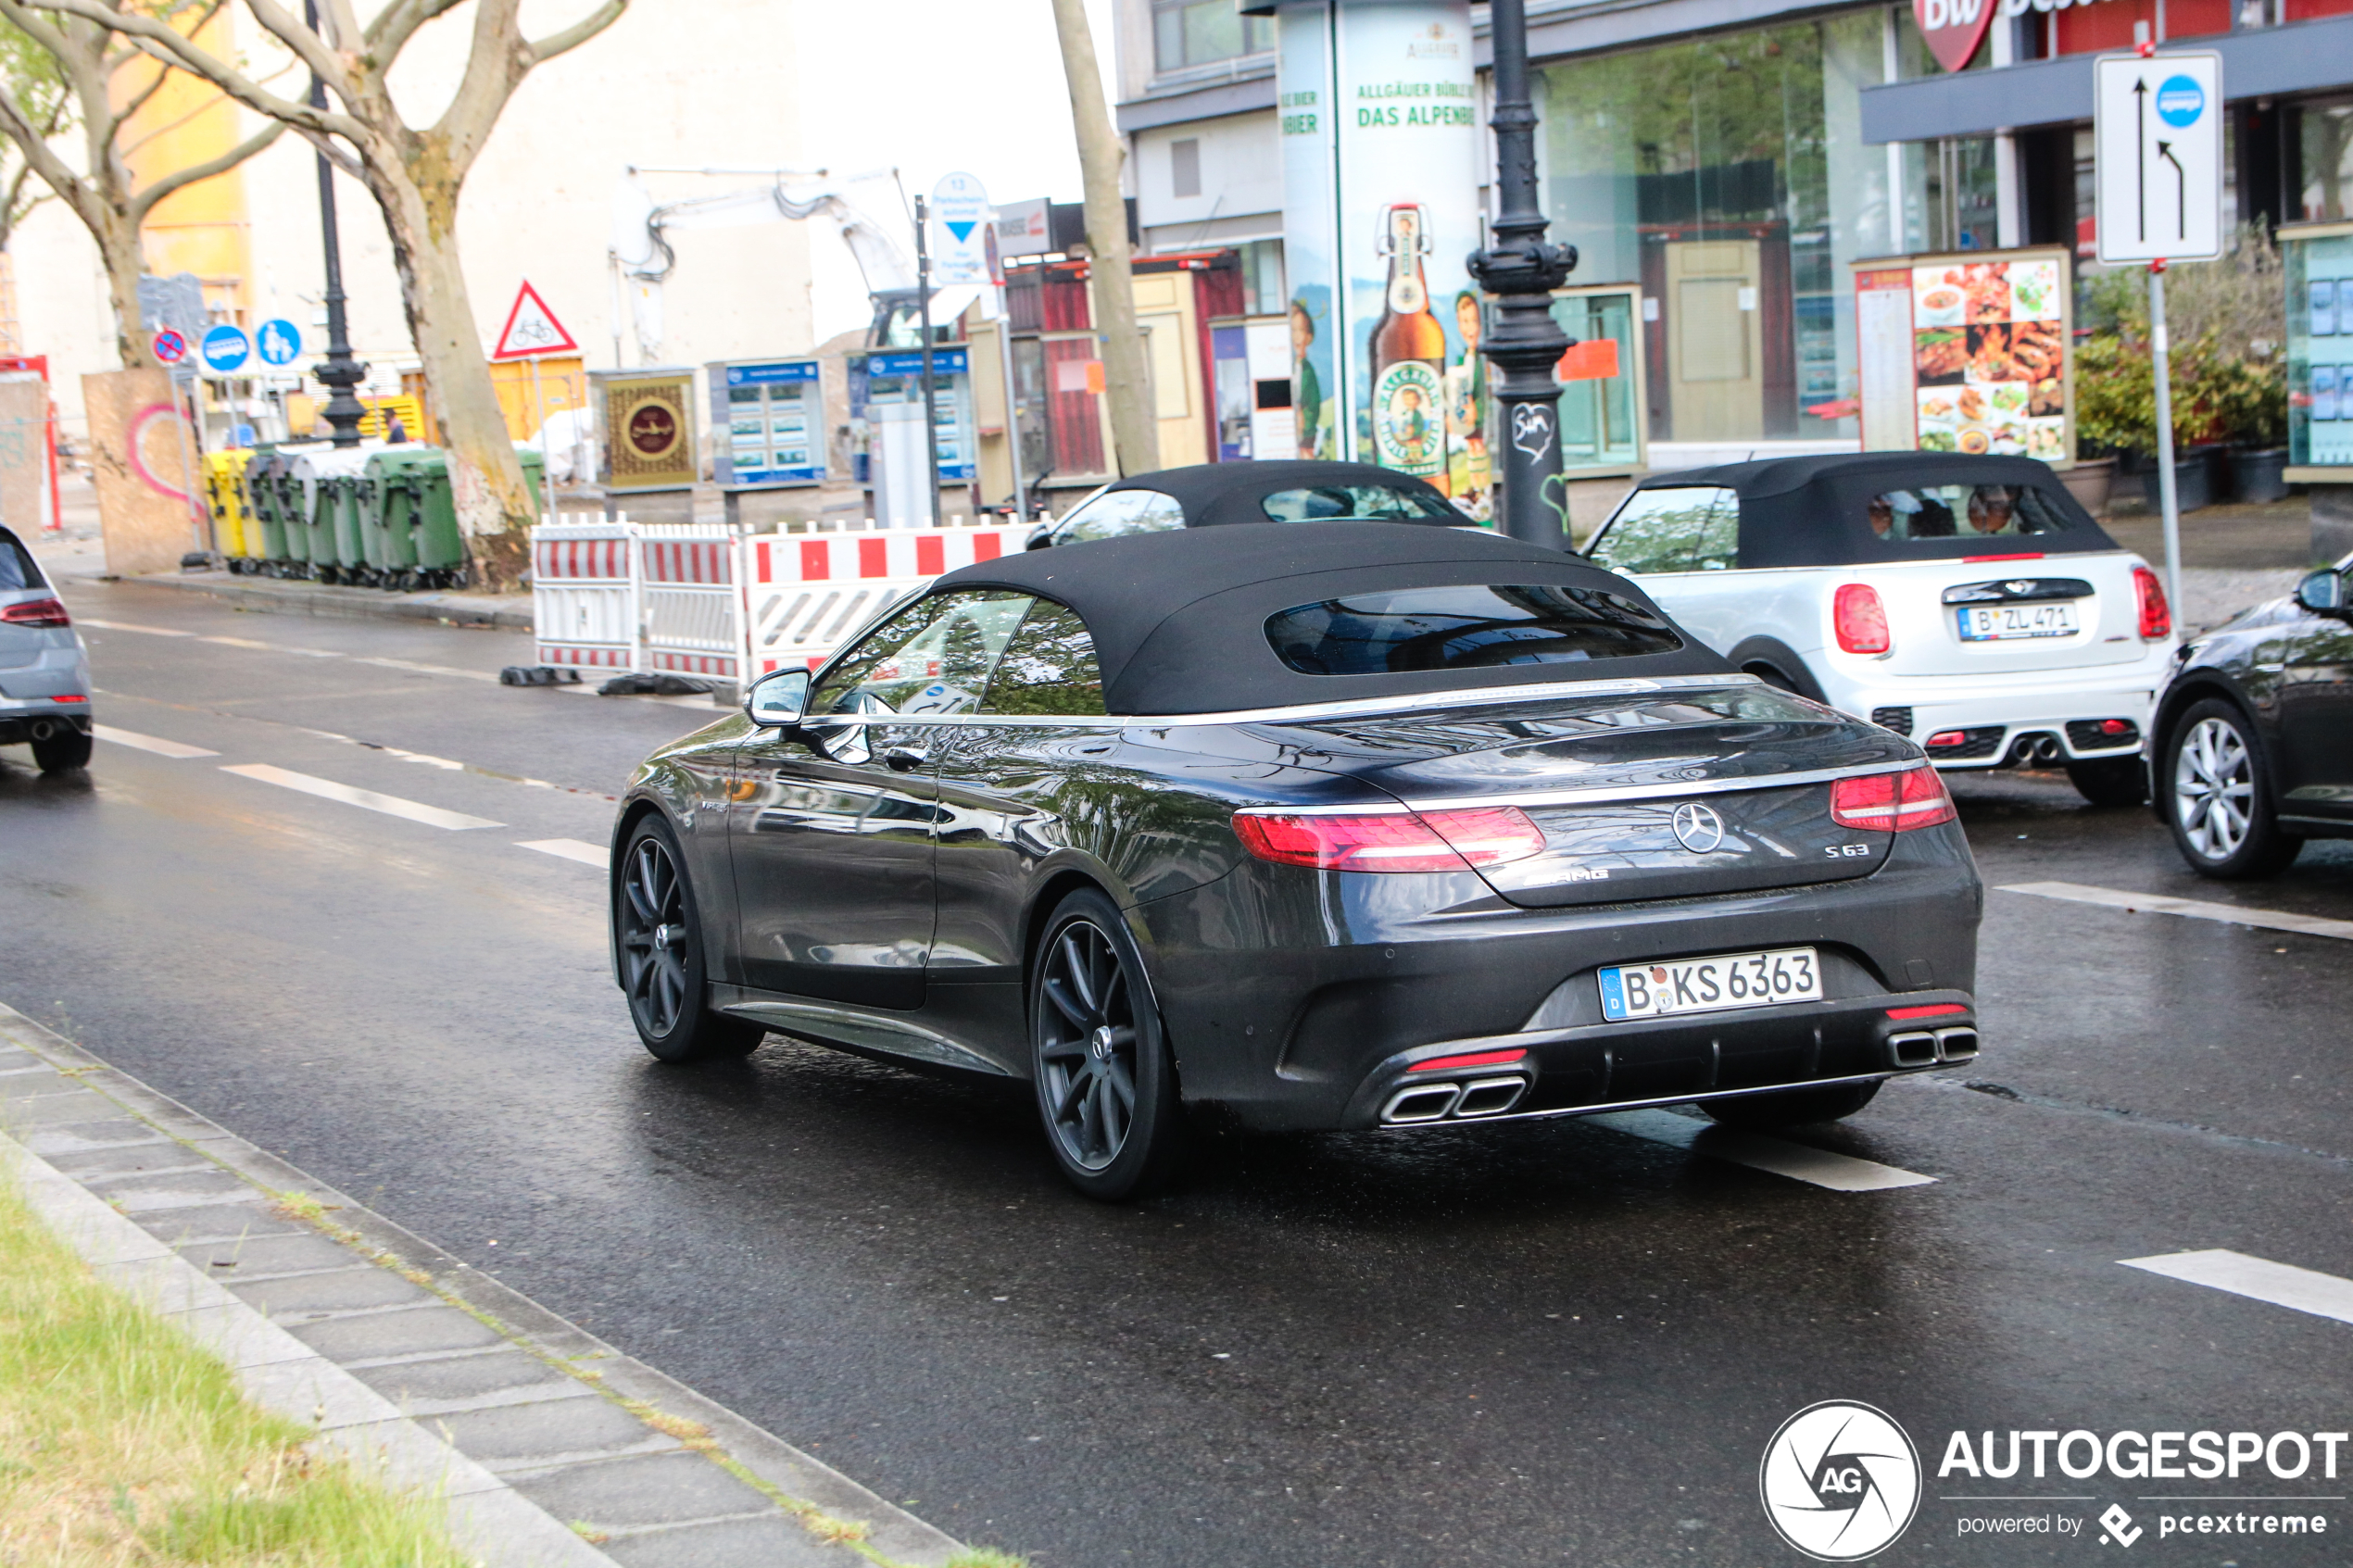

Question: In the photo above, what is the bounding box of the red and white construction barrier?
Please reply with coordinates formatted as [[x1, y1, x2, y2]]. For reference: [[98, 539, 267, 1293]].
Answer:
[[532, 521, 638, 671]]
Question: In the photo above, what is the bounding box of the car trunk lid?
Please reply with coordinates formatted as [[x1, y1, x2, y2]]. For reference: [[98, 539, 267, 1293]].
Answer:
[[1255, 681, 1919, 908], [1869, 549, 2158, 674]]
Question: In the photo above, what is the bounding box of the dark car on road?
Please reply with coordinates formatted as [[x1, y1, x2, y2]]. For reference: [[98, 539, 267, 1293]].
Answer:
[[0, 524, 93, 774], [610, 522, 1984, 1198], [2151, 552, 2353, 878], [1026, 459, 1469, 549]]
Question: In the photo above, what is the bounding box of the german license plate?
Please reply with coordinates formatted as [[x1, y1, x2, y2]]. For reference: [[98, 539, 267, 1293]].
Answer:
[[1599, 947, 1822, 1022], [1957, 602, 2079, 640]]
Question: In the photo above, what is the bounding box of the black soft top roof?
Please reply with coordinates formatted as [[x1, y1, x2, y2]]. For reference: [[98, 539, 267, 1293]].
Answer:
[[1629, 453, 2121, 568], [1098, 460, 1464, 529], [930, 520, 1734, 716]]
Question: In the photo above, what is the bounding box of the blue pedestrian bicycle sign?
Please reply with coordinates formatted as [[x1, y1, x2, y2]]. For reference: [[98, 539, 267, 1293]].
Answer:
[[255, 319, 301, 367], [199, 323, 251, 374]]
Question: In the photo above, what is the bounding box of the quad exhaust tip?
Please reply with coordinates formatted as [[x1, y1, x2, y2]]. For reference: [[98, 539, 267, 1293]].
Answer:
[[1887, 1026, 1979, 1068], [1381, 1074, 1530, 1125], [1933, 1025, 1979, 1062]]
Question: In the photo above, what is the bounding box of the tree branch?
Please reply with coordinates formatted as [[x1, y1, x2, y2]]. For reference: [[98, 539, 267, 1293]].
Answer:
[[0, 76, 102, 232], [290, 121, 360, 180], [28, 0, 358, 138], [238, 0, 351, 105], [109, 54, 172, 135], [431, 0, 524, 179], [528, 0, 623, 64], [362, 0, 459, 60], [130, 115, 280, 218], [0, 0, 79, 64]]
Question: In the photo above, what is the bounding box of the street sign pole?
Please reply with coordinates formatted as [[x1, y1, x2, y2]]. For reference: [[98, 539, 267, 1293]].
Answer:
[[2149, 261, 2183, 620], [913, 194, 942, 528]]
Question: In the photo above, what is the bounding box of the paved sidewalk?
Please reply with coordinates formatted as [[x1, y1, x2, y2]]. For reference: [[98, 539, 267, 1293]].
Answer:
[[0, 1003, 978, 1568]]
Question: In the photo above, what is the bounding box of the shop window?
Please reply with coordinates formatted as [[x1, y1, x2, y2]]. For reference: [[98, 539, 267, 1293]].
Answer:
[[1152, 0, 1271, 73], [1171, 138, 1202, 200], [2305, 99, 2353, 221]]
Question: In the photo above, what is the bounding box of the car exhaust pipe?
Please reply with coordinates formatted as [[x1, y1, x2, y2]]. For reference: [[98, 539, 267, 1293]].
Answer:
[[1382, 1084, 1462, 1124], [27, 719, 56, 742], [1933, 1026, 1980, 1063], [2007, 732, 2063, 766], [1451, 1075, 1530, 1118], [1886, 1030, 1940, 1069]]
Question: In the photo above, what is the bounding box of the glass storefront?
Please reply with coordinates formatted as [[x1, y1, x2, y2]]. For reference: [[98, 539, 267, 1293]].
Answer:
[[2304, 97, 2353, 220], [1537, 11, 1892, 442]]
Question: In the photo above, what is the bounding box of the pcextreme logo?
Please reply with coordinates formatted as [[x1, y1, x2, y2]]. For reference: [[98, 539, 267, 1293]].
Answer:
[[1760, 1400, 1923, 1561]]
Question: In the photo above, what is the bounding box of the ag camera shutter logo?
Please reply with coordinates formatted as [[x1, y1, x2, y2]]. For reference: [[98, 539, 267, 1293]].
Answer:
[[1760, 1400, 1921, 1561]]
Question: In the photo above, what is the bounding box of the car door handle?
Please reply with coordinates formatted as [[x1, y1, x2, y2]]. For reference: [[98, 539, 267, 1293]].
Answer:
[[883, 746, 929, 773]]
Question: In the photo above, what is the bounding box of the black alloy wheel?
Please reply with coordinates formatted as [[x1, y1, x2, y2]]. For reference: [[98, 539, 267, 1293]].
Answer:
[[2163, 697, 2301, 880], [1030, 889, 1184, 1200], [616, 818, 764, 1062], [1703, 1079, 1881, 1128]]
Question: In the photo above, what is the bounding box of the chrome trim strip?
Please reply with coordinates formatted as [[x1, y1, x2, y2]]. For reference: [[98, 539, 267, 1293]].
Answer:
[[1377, 1069, 1927, 1131], [1238, 759, 1923, 815], [783, 673, 1765, 732], [719, 997, 1013, 1076]]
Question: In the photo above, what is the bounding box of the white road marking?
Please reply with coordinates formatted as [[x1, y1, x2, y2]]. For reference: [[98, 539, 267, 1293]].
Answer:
[[220, 763, 501, 831], [94, 725, 218, 759], [2001, 881, 2353, 943], [2120, 1249, 2353, 1326], [1590, 1109, 1937, 1192], [516, 838, 609, 867], [74, 618, 193, 637], [351, 656, 497, 683]]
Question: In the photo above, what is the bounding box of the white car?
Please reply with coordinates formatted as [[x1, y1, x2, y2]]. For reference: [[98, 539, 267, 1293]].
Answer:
[[1583, 455, 2176, 806]]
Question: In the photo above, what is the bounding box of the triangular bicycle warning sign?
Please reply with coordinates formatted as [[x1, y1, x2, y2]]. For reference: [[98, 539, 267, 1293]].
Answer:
[[492, 281, 578, 359]]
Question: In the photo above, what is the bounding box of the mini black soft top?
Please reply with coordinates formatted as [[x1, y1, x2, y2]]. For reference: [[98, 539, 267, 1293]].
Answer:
[[930, 520, 1736, 716], [1629, 452, 2121, 569], [1089, 460, 1464, 530]]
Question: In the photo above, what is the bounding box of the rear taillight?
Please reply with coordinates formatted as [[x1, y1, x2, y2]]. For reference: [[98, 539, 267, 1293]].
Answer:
[[2133, 566, 2171, 640], [1832, 583, 1890, 655], [1232, 805, 1544, 873], [1, 596, 69, 628], [1830, 768, 1957, 831]]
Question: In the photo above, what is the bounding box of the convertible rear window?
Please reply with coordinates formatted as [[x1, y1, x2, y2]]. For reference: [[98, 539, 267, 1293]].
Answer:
[[1867, 484, 2071, 542], [1588, 487, 1738, 574], [1265, 584, 1683, 675], [1052, 488, 1186, 544], [1257, 484, 1461, 523]]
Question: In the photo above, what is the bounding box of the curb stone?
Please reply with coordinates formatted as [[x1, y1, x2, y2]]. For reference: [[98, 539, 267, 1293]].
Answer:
[[0, 1002, 975, 1568], [74, 566, 537, 632]]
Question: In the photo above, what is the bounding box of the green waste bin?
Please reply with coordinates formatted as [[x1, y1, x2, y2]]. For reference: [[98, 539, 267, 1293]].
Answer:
[[242, 450, 292, 571], [367, 446, 544, 590], [290, 447, 378, 584]]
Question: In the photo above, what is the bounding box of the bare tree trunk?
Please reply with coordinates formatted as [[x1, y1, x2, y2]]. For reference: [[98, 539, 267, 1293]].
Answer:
[[1047, 0, 1157, 477], [372, 167, 535, 589], [95, 203, 152, 367]]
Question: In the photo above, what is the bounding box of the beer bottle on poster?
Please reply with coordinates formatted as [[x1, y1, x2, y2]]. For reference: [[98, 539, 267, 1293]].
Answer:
[[1370, 203, 1447, 478]]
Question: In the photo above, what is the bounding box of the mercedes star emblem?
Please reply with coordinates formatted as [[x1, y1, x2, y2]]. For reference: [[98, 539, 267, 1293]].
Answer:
[[1671, 802, 1727, 853]]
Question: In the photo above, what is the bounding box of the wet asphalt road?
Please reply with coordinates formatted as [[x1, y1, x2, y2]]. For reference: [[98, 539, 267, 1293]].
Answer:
[[6, 581, 2353, 1568]]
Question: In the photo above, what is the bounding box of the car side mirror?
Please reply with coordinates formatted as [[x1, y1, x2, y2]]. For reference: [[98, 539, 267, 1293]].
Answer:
[[2295, 568, 2347, 619], [1024, 523, 1055, 551], [744, 667, 809, 727]]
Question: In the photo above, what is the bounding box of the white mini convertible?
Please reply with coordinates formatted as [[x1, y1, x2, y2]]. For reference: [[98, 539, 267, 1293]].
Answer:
[[1584, 454, 2177, 806]]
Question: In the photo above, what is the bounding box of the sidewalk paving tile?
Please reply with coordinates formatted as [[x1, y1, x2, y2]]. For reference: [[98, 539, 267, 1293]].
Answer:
[[427, 1396, 681, 1472], [347, 1348, 589, 1409], [2, 1087, 125, 1125], [92, 1170, 269, 1209], [601, 1514, 858, 1568], [131, 1202, 307, 1245], [311, 1415, 510, 1499], [17, 1119, 172, 1157], [446, 1483, 630, 1568], [169, 1302, 330, 1372], [510, 1450, 779, 1531], [229, 1265, 442, 1317], [175, 1231, 369, 1277], [289, 1301, 509, 1361], [42, 1143, 219, 1180], [240, 1353, 408, 1431], [93, 1253, 244, 1316]]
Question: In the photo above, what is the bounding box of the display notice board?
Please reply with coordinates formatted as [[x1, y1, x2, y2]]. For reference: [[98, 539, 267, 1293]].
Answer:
[[1852, 246, 2074, 467], [2284, 220, 2353, 482], [592, 368, 698, 493], [709, 358, 824, 489]]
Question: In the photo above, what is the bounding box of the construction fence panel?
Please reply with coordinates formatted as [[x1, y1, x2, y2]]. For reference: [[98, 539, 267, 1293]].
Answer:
[[531, 520, 639, 671], [638, 524, 742, 679], [739, 572, 925, 676]]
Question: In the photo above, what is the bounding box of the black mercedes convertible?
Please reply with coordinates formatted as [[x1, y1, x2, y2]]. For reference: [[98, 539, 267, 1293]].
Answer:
[[610, 522, 1983, 1198]]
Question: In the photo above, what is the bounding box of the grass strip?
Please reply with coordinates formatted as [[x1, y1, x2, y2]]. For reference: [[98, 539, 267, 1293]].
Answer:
[[0, 1164, 472, 1566]]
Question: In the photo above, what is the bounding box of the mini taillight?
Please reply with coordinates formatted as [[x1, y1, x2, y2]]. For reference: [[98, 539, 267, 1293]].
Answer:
[[1830, 768, 1957, 832], [0, 596, 69, 628], [2133, 566, 2171, 640], [1925, 731, 1968, 748], [1887, 1003, 1969, 1020], [1232, 806, 1544, 873], [1832, 583, 1890, 655]]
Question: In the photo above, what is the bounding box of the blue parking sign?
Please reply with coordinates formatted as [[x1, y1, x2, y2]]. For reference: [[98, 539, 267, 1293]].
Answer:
[[199, 323, 251, 374], [256, 319, 301, 367]]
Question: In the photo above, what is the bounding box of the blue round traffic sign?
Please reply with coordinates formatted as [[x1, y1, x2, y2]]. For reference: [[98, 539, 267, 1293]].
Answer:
[[199, 323, 251, 374], [2156, 75, 2204, 128], [255, 319, 302, 367], [150, 327, 187, 364]]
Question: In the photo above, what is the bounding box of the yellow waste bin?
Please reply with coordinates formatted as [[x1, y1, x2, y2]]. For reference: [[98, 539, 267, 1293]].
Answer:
[[204, 449, 262, 569]]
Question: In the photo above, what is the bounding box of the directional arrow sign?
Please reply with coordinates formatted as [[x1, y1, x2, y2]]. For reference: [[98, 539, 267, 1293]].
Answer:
[[2095, 52, 2221, 264], [930, 171, 991, 288]]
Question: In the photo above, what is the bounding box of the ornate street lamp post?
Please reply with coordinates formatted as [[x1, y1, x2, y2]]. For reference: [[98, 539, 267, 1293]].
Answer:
[[304, 0, 368, 448], [1467, 0, 1578, 550]]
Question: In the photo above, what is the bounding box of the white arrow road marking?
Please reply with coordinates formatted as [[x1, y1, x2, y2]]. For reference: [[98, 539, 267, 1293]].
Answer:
[[515, 838, 608, 867], [2120, 1249, 2353, 1327], [94, 726, 219, 759], [220, 763, 501, 831], [2001, 881, 2353, 943], [1588, 1109, 1936, 1192]]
